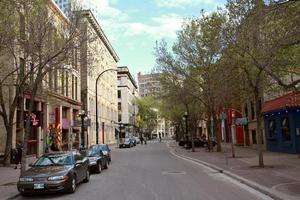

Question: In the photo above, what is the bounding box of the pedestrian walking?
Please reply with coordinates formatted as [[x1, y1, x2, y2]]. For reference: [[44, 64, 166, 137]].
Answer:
[[140, 136, 144, 145], [15, 140, 23, 169], [159, 133, 162, 143]]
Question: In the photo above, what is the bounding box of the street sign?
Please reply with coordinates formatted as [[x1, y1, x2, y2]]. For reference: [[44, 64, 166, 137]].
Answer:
[[235, 117, 248, 126]]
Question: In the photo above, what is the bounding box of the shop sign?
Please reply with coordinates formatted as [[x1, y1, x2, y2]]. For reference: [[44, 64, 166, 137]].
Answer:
[[62, 119, 70, 129], [24, 111, 41, 127], [235, 117, 248, 126], [49, 113, 55, 124]]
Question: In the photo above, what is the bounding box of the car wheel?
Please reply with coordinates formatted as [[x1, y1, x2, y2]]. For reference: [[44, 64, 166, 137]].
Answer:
[[83, 169, 90, 183], [104, 160, 108, 169], [95, 162, 102, 174], [66, 175, 76, 193]]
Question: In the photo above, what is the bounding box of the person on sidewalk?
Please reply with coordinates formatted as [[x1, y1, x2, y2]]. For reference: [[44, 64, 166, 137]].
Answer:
[[15, 140, 23, 169], [159, 133, 162, 143], [140, 136, 144, 145]]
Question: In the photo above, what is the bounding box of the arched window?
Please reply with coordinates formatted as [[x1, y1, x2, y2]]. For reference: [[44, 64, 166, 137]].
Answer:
[[281, 117, 291, 141]]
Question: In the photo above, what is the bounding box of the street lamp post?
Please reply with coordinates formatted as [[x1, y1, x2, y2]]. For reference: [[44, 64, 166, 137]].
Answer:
[[79, 110, 87, 150], [184, 111, 195, 152], [95, 68, 118, 144]]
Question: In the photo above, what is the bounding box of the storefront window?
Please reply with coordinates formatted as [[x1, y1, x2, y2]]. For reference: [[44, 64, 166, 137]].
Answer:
[[281, 117, 291, 141], [268, 119, 276, 139]]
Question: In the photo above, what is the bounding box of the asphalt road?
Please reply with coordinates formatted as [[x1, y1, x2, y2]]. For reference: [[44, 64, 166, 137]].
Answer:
[[15, 141, 273, 200]]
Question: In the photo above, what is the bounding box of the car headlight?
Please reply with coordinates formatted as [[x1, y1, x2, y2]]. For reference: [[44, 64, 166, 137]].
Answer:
[[19, 177, 34, 182], [48, 175, 67, 181]]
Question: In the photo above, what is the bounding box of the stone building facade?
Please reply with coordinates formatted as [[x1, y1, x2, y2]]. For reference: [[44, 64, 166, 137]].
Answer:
[[117, 66, 138, 137], [0, 1, 82, 162], [79, 10, 119, 146]]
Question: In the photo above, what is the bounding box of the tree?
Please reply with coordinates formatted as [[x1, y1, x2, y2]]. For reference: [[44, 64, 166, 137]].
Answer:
[[136, 97, 158, 139], [155, 11, 228, 152], [222, 0, 300, 166], [0, 0, 84, 170]]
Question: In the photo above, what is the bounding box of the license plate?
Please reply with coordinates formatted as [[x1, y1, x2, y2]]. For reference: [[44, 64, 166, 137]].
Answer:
[[34, 183, 44, 189]]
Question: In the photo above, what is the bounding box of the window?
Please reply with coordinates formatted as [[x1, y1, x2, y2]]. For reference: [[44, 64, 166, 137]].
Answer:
[[268, 119, 276, 139], [65, 71, 69, 97], [118, 114, 122, 122], [244, 103, 248, 118], [72, 75, 74, 99], [250, 101, 255, 120], [118, 90, 121, 98], [118, 102, 121, 111], [252, 130, 257, 144], [282, 117, 291, 141], [54, 69, 58, 91], [30, 63, 34, 83], [62, 108, 68, 119], [49, 69, 53, 90], [61, 70, 64, 95], [75, 77, 78, 100]]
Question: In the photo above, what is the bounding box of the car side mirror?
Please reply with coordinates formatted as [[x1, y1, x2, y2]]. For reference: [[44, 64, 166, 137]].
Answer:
[[75, 160, 83, 166], [29, 163, 33, 167]]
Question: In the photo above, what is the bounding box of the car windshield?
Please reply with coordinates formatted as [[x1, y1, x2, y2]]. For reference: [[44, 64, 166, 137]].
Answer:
[[34, 154, 73, 166], [82, 148, 98, 157], [100, 145, 108, 151]]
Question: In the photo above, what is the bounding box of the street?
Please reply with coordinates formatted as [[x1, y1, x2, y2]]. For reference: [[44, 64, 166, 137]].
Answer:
[[13, 141, 273, 200]]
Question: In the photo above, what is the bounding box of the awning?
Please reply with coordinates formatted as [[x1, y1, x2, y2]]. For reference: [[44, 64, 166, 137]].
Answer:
[[261, 92, 300, 113]]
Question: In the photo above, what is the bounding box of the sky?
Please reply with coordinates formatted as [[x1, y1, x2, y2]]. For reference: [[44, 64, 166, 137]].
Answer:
[[90, 0, 227, 78]]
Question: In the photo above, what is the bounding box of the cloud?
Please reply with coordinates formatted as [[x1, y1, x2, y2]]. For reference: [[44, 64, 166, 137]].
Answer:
[[100, 14, 184, 41], [84, 0, 128, 21], [154, 0, 218, 8]]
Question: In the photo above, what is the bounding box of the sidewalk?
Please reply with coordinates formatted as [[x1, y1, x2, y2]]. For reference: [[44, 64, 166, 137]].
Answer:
[[168, 141, 300, 200], [0, 165, 20, 200]]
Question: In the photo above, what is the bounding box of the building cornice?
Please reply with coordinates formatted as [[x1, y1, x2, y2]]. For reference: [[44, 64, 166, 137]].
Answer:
[[118, 66, 138, 89], [80, 10, 119, 63]]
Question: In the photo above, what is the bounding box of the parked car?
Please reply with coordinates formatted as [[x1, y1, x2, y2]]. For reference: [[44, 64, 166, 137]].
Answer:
[[178, 139, 186, 146], [179, 138, 206, 148], [98, 144, 111, 164], [119, 138, 133, 148], [81, 146, 109, 173], [17, 151, 90, 196], [131, 137, 137, 146]]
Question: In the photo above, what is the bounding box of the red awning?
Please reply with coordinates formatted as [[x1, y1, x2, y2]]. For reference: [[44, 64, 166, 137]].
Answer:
[[261, 92, 300, 113]]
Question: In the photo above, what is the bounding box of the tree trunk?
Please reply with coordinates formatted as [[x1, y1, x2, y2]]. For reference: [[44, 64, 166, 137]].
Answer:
[[254, 88, 264, 168], [230, 125, 236, 158], [215, 114, 222, 152], [3, 126, 13, 166], [207, 117, 211, 152]]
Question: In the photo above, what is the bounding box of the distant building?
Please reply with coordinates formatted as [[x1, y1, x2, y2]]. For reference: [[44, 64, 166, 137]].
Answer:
[[55, 0, 100, 16], [117, 67, 138, 137], [137, 72, 161, 97], [54, 0, 71, 14]]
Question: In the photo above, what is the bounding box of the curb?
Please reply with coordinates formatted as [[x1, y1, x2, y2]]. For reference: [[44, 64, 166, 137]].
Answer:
[[167, 143, 296, 200]]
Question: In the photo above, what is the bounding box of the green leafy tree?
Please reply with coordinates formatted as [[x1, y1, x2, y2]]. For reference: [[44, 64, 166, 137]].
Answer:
[[136, 97, 158, 139], [155, 11, 228, 152], [223, 0, 300, 166]]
